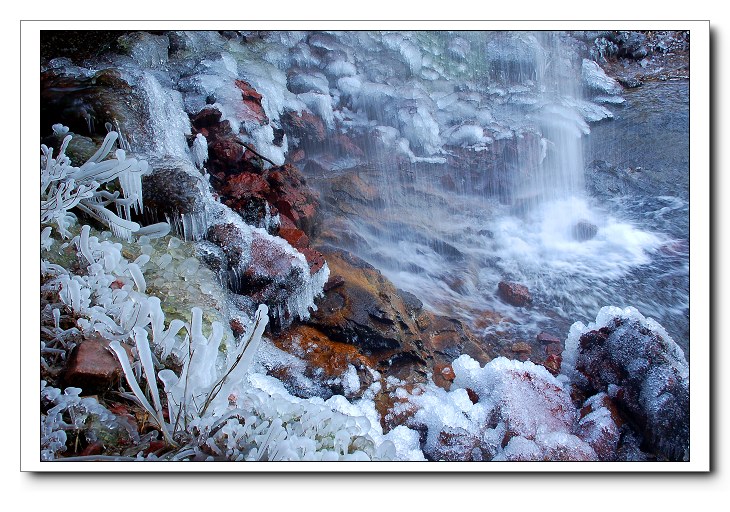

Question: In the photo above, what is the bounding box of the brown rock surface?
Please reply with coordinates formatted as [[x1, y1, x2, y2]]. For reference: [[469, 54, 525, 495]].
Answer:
[[63, 336, 134, 392]]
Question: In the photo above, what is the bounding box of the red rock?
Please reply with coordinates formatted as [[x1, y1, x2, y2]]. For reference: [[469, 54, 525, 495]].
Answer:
[[576, 394, 623, 461], [436, 364, 456, 382], [264, 164, 320, 234], [235, 79, 268, 125], [465, 387, 480, 404], [281, 109, 326, 144], [335, 133, 364, 157], [209, 138, 247, 170], [497, 281, 532, 307], [536, 331, 561, 344], [290, 148, 306, 163], [278, 226, 310, 250], [220, 172, 271, 198], [545, 342, 563, 356], [63, 337, 133, 392], [230, 318, 246, 337], [432, 427, 481, 461], [543, 353, 562, 376], [234, 79, 262, 102], [300, 247, 326, 275]]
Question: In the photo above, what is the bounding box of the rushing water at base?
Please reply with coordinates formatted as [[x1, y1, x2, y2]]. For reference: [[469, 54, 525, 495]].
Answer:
[[316, 79, 689, 356]]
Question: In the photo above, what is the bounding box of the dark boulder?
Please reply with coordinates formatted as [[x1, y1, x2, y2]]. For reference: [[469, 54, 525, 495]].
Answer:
[[566, 307, 690, 461], [572, 221, 598, 241]]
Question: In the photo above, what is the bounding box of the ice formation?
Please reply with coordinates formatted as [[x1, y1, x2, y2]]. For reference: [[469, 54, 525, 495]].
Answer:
[[562, 306, 690, 461], [405, 355, 598, 461]]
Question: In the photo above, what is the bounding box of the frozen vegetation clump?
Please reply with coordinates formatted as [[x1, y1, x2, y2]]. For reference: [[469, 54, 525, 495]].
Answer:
[[39, 132, 404, 461], [41, 125, 169, 241]]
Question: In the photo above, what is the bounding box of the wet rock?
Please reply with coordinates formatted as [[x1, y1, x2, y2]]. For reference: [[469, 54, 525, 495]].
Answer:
[[234, 79, 269, 125], [323, 274, 345, 292], [572, 220, 598, 241], [497, 281, 532, 307], [41, 67, 149, 143], [422, 314, 491, 366], [281, 109, 326, 146], [399, 289, 423, 315], [510, 342, 532, 359], [575, 392, 623, 461], [306, 246, 487, 381], [269, 324, 375, 400], [142, 163, 208, 233], [307, 247, 416, 353], [334, 133, 365, 158], [536, 331, 561, 345], [617, 76, 643, 88], [63, 336, 133, 392], [208, 137, 248, 172], [327, 171, 382, 206], [265, 164, 320, 235], [566, 307, 690, 461], [542, 353, 562, 376], [440, 174, 457, 191]]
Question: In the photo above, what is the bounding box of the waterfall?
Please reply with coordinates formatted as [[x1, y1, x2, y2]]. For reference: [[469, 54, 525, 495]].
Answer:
[[42, 29, 685, 348]]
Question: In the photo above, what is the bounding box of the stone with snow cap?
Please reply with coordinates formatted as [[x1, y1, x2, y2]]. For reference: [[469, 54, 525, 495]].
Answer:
[[563, 306, 689, 461]]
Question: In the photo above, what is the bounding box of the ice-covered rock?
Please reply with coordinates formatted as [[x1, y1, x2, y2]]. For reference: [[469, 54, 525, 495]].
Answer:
[[581, 59, 623, 95], [563, 306, 689, 461], [404, 355, 599, 461]]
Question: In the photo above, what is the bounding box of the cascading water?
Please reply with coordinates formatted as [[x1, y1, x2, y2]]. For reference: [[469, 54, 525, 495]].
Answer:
[[41, 29, 688, 354], [38, 28, 693, 462]]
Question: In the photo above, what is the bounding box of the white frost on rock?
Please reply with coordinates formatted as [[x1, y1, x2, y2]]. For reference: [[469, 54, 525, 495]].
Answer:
[[581, 59, 623, 95]]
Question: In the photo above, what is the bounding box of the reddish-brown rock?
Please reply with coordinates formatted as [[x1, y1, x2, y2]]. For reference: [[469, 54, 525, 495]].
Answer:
[[265, 164, 320, 234], [235, 79, 269, 125], [542, 353, 562, 376], [299, 247, 326, 275], [536, 331, 561, 344], [63, 337, 133, 392], [278, 226, 310, 250], [281, 109, 326, 145], [220, 172, 271, 198], [497, 281, 532, 307], [510, 341, 532, 354], [335, 133, 364, 158]]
